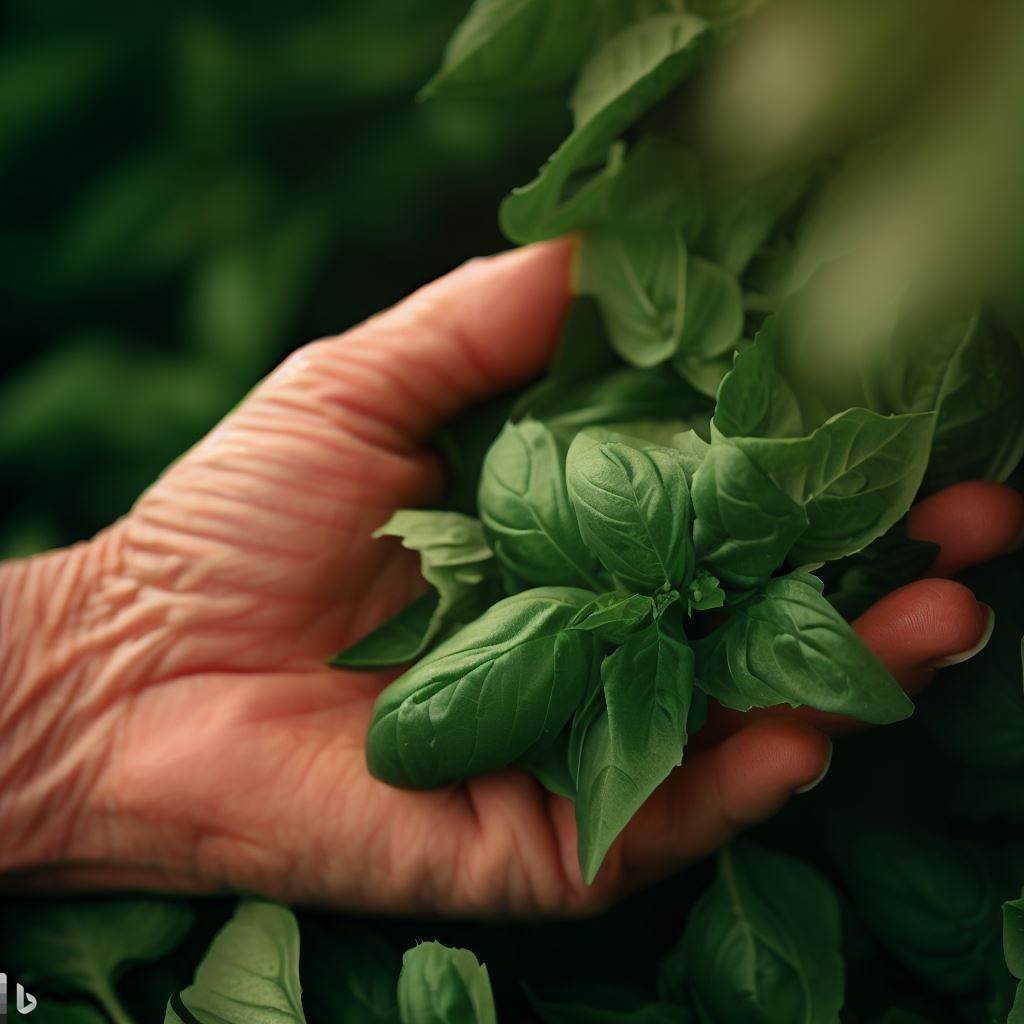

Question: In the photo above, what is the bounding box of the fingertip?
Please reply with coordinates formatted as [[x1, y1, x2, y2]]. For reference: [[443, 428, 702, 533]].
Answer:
[[723, 718, 833, 798], [907, 480, 1024, 577], [431, 239, 575, 386], [853, 577, 990, 686]]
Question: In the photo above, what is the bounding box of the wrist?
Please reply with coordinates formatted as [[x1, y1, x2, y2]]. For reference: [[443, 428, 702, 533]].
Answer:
[[0, 527, 125, 879]]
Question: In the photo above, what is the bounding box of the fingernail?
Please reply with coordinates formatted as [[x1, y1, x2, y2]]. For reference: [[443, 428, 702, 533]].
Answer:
[[795, 738, 833, 795], [929, 603, 995, 669]]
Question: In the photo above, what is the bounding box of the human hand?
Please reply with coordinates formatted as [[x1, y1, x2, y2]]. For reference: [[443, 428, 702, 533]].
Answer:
[[1, 241, 1021, 917]]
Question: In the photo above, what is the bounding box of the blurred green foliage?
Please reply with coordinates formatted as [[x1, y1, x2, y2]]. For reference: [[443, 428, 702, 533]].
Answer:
[[0, 0, 565, 558]]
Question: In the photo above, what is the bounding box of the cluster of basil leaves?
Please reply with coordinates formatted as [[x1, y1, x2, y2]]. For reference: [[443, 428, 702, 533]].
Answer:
[[332, 0, 1024, 885]]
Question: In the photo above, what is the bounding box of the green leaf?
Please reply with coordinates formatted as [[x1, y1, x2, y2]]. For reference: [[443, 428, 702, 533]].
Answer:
[[691, 438, 809, 592], [397, 942, 497, 1024], [713, 323, 937, 563], [670, 429, 711, 481], [421, 0, 598, 99], [713, 321, 805, 439], [815, 522, 939, 620], [1010, 986, 1024, 1024], [567, 436, 695, 593], [830, 827, 1009, 998], [522, 728, 576, 800], [301, 920, 401, 1024], [547, 297, 623, 385], [693, 571, 913, 723], [500, 14, 710, 243], [674, 257, 744, 361], [332, 593, 440, 670], [174, 901, 304, 1024], [570, 591, 657, 644], [730, 410, 936, 564], [578, 228, 742, 372], [686, 568, 725, 613], [515, 363, 710, 433], [367, 587, 599, 787], [578, 226, 687, 368], [694, 171, 811, 276], [332, 511, 501, 668], [1005, 891, 1024, 979], [718, 284, 1024, 496], [571, 614, 695, 883], [924, 312, 1024, 491], [672, 841, 844, 1024], [479, 420, 603, 590], [0, 897, 193, 1023]]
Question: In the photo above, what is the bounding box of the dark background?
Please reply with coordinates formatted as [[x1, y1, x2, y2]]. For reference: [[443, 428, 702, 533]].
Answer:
[[1, 0, 565, 560]]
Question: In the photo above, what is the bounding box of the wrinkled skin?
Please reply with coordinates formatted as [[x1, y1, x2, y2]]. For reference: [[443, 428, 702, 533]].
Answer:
[[1, 241, 1021, 917]]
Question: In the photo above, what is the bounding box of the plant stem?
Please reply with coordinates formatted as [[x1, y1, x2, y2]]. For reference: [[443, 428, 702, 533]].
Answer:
[[95, 980, 136, 1024]]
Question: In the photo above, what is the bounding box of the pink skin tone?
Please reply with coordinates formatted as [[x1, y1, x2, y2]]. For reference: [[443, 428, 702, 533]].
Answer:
[[1, 241, 1021, 918]]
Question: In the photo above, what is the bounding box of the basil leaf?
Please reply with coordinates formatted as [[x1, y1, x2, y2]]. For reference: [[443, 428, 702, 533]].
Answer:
[[332, 512, 501, 668], [924, 311, 1024, 491], [500, 14, 710, 243], [1010, 986, 1024, 1024], [301, 920, 401, 1024], [571, 614, 695, 884], [367, 587, 599, 787], [397, 942, 497, 1024], [714, 324, 937, 563], [695, 171, 811, 276], [567, 437, 695, 593], [691, 438, 809, 592], [1007, 893, 1024, 1024], [547, 297, 623, 385], [674, 257, 744, 361], [670, 429, 710, 481], [578, 226, 688, 368], [830, 827, 1010, 999], [570, 591, 657, 644], [579, 227, 742, 373], [421, 0, 597, 100], [0, 897, 193, 1023], [591, 136, 705, 231], [516, 363, 710, 432], [668, 256, 744, 398], [733, 409, 936, 564], [175, 901, 305, 1024], [332, 593, 440, 670], [816, 522, 939, 620], [693, 571, 913, 723], [672, 841, 844, 1024], [479, 420, 602, 590], [673, 349, 736, 400], [522, 728, 576, 800], [713, 321, 805, 439], [720, 286, 1024, 495], [686, 568, 725, 613], [1005, 891, 1024, 979]]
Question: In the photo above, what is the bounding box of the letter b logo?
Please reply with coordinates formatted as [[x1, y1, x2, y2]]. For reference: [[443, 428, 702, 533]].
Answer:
[[16, 983, 36, 1014]]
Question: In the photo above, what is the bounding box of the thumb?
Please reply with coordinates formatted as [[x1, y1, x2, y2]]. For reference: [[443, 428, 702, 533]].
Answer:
[[260, 239, 575, 456]]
